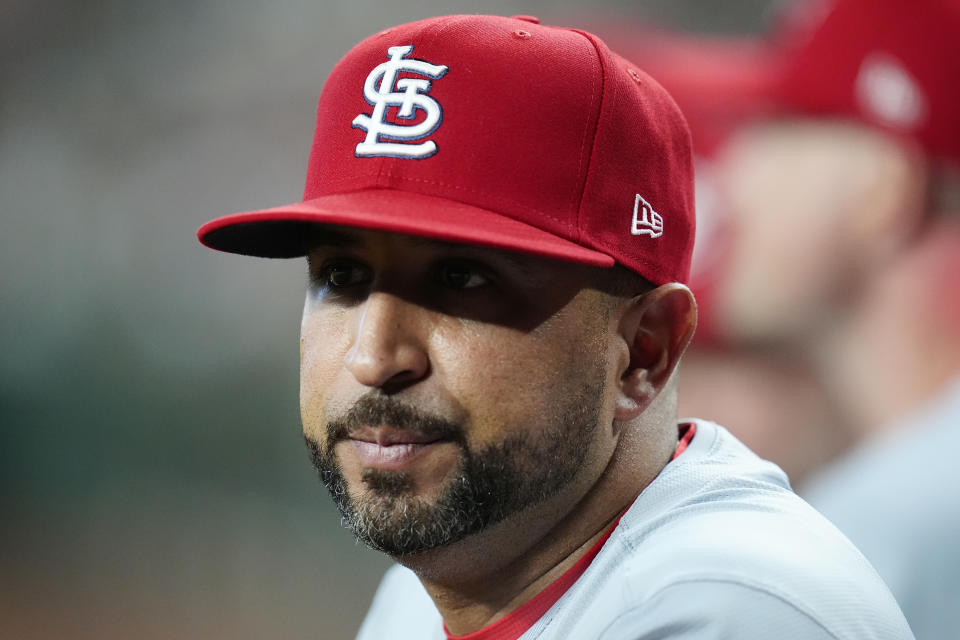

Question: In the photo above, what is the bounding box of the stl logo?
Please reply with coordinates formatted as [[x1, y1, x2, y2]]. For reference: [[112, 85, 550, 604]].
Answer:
[[352, 45, 449, 159], [631, 193, 663, 239]]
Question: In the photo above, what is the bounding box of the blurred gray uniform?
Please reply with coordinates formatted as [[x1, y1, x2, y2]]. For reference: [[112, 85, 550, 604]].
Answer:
[[804, 376, 960, 640], [356, 420, 913, 640]]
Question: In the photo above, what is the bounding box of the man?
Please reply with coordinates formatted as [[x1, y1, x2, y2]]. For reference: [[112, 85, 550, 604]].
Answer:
[[198, 14, 911, 639]]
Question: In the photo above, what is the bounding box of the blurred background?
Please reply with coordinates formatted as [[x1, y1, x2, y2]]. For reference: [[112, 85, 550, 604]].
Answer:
[[5, 0, 959, 638], [0, 1, 776, 638]]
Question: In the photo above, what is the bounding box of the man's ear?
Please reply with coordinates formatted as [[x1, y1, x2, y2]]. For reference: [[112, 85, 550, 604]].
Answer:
[[615, 284, 697, 421]]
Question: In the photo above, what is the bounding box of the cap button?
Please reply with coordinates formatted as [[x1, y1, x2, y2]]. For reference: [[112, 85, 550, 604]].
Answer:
[[511, 15, 541, 24]]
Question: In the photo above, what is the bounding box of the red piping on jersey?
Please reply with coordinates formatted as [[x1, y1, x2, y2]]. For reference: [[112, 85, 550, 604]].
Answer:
[[443, 423, 697, 640], [674, 421, 696, 459]]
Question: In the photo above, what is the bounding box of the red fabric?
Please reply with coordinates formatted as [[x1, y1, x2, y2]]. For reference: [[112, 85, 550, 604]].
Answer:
[[598, 27, 784, 156], [774, 0, 960, 163], [443, 423, 697, 640], [198, 14, 695, 286], [672, 422, 696, 460], [599, 0, 960, 164]]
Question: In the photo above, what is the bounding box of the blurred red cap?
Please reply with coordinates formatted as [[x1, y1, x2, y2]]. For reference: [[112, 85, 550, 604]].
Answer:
[[599, 27, 784, 156], [601, 0, 960, 163], [776, 0, 960, 163]]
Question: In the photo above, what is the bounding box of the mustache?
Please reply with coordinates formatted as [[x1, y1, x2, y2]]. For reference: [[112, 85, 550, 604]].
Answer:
[[324, 393, 466, 450]]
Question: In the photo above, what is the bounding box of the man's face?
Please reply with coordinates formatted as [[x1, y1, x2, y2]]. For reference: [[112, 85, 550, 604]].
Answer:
[[300, 227, 620, 557], [709, 119, 922, 344]]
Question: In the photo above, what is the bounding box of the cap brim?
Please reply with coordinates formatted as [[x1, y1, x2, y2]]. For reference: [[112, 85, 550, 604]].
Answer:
[[197, 189, 615, 267]]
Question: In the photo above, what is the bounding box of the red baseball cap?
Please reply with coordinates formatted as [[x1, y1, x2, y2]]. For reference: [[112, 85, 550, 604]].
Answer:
[[773, 0, 960, 163], [197, 14, 696, 285], [599, 0, 960, 164]]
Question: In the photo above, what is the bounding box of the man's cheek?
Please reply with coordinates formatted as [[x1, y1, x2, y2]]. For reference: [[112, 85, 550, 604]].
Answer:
[[300, 363, 332, 445], [299, 328, 352, 429]]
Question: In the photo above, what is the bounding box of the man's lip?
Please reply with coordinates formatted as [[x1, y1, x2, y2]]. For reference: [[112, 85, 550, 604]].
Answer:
[[347, 426, 446, 446]]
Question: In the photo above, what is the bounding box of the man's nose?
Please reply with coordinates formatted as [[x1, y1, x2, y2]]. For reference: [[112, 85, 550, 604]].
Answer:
[[344, 291, 430, 390]]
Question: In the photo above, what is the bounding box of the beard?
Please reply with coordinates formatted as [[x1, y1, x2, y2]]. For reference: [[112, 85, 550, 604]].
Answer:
[[306, 373, 605, 557]]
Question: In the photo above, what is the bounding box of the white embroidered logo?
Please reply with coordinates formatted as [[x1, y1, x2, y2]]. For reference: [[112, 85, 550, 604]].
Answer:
[[855, 52, 926, 130], [352, 45, 449, 159], [631, 194, 663, 238]]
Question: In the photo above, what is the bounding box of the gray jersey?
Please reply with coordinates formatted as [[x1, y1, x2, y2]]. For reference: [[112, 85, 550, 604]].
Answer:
[[804, 376, 960, 640], [357, 420, 913, 640]]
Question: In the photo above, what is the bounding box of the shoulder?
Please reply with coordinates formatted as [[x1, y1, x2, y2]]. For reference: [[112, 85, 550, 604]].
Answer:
[[803, 405, 960, 567], [607, 508, 909, 637], [801, 383, 960, 639], [804, 380, 960, 528], [538, 421, 914, 639], [594, 580, 858, 640]]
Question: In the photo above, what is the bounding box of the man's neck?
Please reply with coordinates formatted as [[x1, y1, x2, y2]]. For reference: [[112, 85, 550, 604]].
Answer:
[[424, 509, 622, 636]]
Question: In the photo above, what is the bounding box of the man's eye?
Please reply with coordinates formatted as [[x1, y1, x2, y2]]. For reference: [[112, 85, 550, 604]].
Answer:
[[437, 263, 488, 290], [319, 262, 369, 288]]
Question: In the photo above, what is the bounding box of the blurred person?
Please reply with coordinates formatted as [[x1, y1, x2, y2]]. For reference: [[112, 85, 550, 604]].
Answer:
[[197, 14, 912, 640], [613, 0, 960, 636], [802, 219, 960, 640], [676, 346, 854, 484], [698, 0, 957, 365], [597, 17, 860, 486]]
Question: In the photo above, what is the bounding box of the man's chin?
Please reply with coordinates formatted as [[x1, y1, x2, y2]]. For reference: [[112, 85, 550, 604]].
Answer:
[[342, 489, 482, 556], [358, 468, 415, 497]]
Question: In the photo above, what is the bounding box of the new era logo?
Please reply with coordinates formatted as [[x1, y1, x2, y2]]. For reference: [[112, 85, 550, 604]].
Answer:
[[631, 194, 662, 238]]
